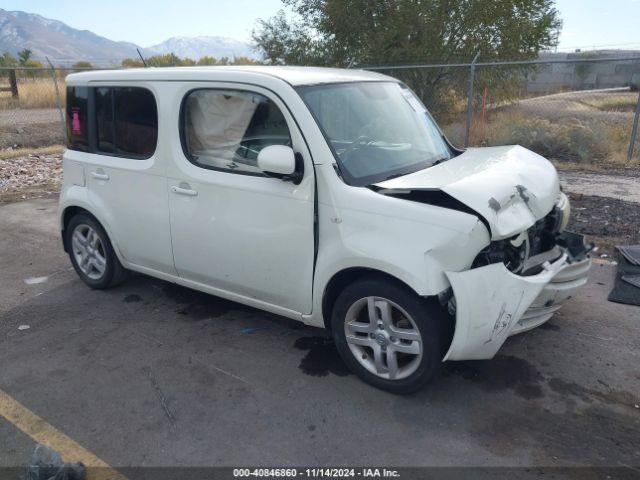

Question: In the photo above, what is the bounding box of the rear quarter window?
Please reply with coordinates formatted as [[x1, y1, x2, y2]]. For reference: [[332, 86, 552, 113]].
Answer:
[[66, 86, 90, 152]]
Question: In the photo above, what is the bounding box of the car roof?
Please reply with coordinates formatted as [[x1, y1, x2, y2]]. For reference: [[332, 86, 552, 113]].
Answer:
[[65, 65, 396, 87]]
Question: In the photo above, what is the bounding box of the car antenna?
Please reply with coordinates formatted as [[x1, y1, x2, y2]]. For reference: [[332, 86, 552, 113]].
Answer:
[[136, 48, 149, 68]]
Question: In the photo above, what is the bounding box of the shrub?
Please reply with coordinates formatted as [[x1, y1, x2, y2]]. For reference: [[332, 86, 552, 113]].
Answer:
[[477, 112, 635, 164]]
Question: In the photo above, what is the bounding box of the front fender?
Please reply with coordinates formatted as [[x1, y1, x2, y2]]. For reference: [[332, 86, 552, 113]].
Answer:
[[304, 204, 490, 328]]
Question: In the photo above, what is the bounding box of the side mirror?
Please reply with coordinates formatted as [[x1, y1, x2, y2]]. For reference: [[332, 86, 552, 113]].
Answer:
[[258, 145, 296, 175], [257, 145, 304, 184]]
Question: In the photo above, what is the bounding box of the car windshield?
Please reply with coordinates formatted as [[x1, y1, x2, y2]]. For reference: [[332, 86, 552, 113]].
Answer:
[[297, 81, 452, 186]]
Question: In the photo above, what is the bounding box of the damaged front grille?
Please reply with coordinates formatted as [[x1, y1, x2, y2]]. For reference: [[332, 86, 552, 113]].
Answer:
[[472, 207, 564, 275]]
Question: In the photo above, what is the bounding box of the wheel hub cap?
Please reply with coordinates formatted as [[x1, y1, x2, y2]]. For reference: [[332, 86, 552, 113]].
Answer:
[[374, 333, 388, 347], [344, 296, 423, 380]]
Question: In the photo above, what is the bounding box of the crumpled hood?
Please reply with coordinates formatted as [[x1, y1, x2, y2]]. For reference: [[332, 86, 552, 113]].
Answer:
[[374, 145, 560, 240]]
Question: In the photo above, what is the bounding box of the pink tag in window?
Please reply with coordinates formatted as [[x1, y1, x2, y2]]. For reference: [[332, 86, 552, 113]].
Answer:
[[71, 107, 81, 134]]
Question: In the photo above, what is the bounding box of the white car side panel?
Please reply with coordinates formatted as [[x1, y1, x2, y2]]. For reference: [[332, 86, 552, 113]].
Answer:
[[164, 82, 316, 314], [303, 163, 492, 328]]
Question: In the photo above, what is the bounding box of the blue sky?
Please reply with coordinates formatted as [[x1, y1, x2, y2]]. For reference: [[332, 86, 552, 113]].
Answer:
[[1, 0, 639, 50]]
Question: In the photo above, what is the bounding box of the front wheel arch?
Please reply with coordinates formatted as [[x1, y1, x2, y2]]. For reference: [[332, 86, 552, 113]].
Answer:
[[322, 267, 425, 331]]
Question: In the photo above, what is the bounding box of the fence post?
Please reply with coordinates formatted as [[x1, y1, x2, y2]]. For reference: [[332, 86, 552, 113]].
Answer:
[[8, 69, 18, 98], [46, 57, 66, 146], [628, 90, 640, 161], [464, 52, 480, 148]]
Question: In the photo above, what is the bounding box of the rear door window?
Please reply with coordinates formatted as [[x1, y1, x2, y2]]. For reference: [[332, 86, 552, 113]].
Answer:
[[94, 86, 158, 158], [95, 87, 115, 153], [114, 87, 158, 158]]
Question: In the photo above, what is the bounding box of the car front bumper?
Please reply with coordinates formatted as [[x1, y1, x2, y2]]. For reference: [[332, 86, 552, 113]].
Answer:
[[443, 244, 591, 361]]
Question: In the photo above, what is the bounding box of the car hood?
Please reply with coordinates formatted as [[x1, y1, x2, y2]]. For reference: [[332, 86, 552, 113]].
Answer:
[[374, 145, 560, 240]]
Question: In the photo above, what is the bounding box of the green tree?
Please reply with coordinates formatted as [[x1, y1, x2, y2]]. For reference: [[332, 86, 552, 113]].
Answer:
[[121, 58, 145, 68], [120, 53, 263, 68], [17, 49, 32, 65], [72, 60, 93, 69], [0, 52, 17, 67], [253, 0, 561, 66], [252, 0, 562, 122]]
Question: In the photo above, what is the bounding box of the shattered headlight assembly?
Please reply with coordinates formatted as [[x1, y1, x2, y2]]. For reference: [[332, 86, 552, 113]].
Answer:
[[556, 192, 571, 232]]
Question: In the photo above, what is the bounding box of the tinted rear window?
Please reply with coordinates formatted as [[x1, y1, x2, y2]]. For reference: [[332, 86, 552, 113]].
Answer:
[[66, 86, 90, 152], [67, 86, 158, 158], [114, 87, 158, 157], [95, 87, 115, 153]]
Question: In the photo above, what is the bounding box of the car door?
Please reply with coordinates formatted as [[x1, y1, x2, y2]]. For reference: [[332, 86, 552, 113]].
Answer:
[[75, 84, 176, 275], [167, 83, 315, 315]]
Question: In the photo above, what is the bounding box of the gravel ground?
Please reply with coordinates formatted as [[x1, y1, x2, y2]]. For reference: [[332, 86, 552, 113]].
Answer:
[[566, 192, 640, 258], [0, 153, 62, 204]]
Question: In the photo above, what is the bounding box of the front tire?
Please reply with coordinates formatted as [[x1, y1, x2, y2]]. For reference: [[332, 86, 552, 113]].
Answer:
[[66, 213, 127, 289], [331, 275, 445, 394]]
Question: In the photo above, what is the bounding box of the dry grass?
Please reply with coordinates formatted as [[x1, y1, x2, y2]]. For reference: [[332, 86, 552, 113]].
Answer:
[[463, 90, 640, 167], [0, 77, 65, 109], [0, 145, 64, 160], [579, 93, 638, 112]]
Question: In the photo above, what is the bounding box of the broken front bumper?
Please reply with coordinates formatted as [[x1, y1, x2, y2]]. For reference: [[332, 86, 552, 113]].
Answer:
[[443, 249, 591, 361]]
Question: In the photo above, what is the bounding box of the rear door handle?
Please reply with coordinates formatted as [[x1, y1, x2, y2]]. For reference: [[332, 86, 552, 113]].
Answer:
[[90, 171, 109, 181], [171, 186, 198, 197]]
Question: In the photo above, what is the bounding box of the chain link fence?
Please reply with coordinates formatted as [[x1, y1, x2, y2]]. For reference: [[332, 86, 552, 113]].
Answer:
[[0, 67, 78, 150], [1, 58, 640, 165], [368, 55, 640, 164]]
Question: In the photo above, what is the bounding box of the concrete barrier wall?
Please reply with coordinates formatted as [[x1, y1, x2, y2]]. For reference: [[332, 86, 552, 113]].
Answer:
[[526, 50, 640, 93]]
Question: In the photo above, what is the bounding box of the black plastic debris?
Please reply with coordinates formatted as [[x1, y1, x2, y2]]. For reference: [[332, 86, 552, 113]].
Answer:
[[608, 245, 640, 306], [25, 444, 85, 480], [617, 245, 640, 266], [622, 275, 640, 289]]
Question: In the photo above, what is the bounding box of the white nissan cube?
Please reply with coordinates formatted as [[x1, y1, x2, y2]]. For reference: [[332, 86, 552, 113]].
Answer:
[[59, 66, 591, 393]]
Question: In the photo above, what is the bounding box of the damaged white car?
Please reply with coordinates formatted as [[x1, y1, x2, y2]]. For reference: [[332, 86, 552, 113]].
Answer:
[[59, 66, 592, 393]]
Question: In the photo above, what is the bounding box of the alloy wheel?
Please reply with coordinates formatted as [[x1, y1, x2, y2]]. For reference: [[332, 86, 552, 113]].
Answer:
[[71, 224, 107, 280], [344, 296, 423, 380]]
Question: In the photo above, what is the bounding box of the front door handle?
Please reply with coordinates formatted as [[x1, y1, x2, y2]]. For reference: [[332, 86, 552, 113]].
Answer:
[[90, 171, 109, 181], [171, 185, 198, 197]]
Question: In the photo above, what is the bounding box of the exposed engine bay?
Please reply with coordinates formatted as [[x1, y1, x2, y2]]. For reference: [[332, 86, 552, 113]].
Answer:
[[471, 205, 593, 276]]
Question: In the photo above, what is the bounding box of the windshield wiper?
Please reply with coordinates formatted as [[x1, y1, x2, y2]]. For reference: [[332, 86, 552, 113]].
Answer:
[[431, 156, 449, 166], [381, 172, 407, 181]]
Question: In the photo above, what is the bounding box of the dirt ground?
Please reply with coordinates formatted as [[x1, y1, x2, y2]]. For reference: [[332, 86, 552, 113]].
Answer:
[[0, 108, 63, 149], [514, 88, 638, 124]]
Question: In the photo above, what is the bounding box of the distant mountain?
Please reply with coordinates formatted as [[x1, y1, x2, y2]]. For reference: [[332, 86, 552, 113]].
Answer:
[[144, 36, 256, 60], [0, 8, 258, 66], [0, 9, 139, 64]]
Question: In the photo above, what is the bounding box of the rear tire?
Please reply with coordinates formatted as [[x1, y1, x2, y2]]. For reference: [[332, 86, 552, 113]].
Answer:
[[331, 275, 445, 394], [66, 213, 128, 289]]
